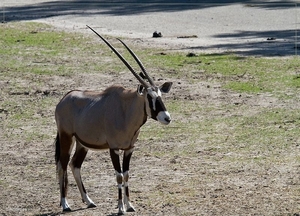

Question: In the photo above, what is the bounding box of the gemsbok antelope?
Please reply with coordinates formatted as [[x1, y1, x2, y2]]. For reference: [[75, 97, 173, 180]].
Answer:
[[54, 25, 173, 214]]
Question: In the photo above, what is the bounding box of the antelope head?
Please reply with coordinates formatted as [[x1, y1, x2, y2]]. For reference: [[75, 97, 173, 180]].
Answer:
[[87, 25, 172, 125]]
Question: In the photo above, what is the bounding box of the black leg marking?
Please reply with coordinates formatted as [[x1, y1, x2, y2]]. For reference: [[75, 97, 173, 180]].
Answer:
[[62, 172, 68, 198], [72, 144, 88, 169], [71, 144, 88, 194], [122, 150, 133, 173], [125, 186, 130, 200], [118, 187, 122, 200], [123, 150, 132, 203], [123, 149, 135, 212], [110, 149, 121, 173]]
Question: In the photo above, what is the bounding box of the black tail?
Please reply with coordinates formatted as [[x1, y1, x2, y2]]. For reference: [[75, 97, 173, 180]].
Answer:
[[55, 133, 60, 164]]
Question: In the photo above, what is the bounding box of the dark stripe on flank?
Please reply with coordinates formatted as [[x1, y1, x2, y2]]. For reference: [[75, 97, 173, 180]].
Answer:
[[74, 133, 109, 150]]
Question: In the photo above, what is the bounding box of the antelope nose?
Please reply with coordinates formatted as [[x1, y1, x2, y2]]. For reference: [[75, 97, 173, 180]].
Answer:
[[165, 117, 171, 123]]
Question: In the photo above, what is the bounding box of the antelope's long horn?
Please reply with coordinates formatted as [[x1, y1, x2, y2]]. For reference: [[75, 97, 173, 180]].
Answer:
[[86, 25, 149, 88], [117, 38, 155, 87]]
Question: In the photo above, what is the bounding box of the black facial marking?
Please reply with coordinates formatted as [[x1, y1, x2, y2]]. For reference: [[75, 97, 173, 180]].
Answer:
[[147, 94, 166, 120], [156, 97, 167, 111]]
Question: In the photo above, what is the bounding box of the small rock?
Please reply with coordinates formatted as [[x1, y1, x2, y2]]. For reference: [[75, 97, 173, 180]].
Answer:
[[186, 52, 197, 57], [170, 158, 177, 164], [153, 31, 162, 38]]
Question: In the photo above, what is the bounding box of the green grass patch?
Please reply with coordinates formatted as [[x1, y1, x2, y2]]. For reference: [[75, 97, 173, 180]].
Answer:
[[2, 22, 299, 96], [146, 52, 300, 95], [225, 81, 262, 93]]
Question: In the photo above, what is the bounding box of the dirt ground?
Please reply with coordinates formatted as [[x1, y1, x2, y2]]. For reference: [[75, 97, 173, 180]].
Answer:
[[0, 22, 300, 216]]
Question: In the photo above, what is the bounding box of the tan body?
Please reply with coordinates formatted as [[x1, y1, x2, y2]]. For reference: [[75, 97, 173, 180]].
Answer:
[[55, 85, 147, 150]]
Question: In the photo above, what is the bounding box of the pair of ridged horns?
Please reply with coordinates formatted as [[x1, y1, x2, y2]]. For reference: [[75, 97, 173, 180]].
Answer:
[[87, 25, 155, 88]]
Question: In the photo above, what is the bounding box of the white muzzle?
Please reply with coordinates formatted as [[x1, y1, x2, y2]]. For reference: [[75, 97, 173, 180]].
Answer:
[[157, 111, 171, 125]]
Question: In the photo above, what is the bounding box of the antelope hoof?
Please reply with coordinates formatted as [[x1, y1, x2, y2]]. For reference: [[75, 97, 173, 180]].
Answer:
[[127, 207, 135, 212], [63, 207, 72, 212], [118, 211, 125, 215], [87, 203, 97, 208], [118, 207, 126, 215]]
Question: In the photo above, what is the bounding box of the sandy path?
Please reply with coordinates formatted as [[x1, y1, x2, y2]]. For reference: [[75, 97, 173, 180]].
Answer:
[[1, 0, 299, 56]]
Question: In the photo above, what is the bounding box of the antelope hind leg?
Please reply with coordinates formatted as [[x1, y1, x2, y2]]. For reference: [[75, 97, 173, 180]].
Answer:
[[70, 141, 96, 208], [55, 132, 74, 212], [57, 162, 71, 212]]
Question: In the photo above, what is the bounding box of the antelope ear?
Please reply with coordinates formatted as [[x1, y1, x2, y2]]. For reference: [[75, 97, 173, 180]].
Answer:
[[137, 84, 145, 95], [159, 82, 173, 93]]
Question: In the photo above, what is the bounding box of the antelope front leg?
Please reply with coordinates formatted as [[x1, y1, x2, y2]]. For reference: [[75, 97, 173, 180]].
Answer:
[[123, 149, 135, 212], [110, 149, 126, 215]]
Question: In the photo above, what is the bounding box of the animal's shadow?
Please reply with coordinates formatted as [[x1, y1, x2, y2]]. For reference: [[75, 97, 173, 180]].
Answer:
[[35, 207, 121, 216]]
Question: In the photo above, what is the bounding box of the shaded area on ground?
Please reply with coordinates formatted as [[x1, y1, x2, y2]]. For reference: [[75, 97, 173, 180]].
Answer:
[[1, 0, 299, 22], [183, 29, 298, 56]]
